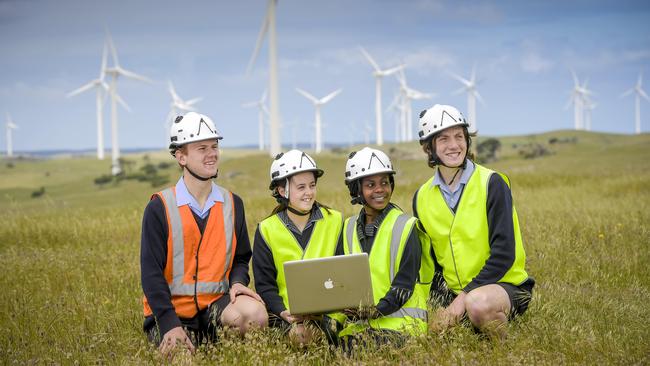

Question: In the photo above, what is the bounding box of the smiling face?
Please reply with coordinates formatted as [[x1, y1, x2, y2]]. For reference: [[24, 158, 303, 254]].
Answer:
[[278, 171, 317, 213], [433, 126, 467, 168], [361, 173, 392, 214], [176, 139, 220, 178]]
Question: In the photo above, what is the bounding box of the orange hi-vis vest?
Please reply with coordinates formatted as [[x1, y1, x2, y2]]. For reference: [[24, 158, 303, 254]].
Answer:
[[143, 186, 237, 319]]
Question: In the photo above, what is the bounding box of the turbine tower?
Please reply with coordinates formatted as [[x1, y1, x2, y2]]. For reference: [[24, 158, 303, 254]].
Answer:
[[621, 72, 650, 135], [449, 65, 484, 133], [242, 90, 269, 151], [566, 71, 592, 130], [165, 81, 202, 144], [295, 87, 342, 153], [360, 47, 404, 146], [66, 42, 110, 160], [5, 114, 17, 157], [248, 0, 281, 157], [104, 30, 151, 175]]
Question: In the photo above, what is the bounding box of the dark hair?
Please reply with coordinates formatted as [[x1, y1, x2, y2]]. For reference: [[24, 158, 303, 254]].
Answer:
[[421, 126, 476, 168]]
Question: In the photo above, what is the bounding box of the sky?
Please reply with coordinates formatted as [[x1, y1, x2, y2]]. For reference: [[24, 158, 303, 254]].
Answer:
[[1, 0, 649, 153]]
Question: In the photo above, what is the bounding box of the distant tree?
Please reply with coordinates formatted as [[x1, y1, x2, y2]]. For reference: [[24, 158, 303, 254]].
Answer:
[[31, 187, 45, 198], [476, 138, 501, 163], [94, 174, 113, 187]]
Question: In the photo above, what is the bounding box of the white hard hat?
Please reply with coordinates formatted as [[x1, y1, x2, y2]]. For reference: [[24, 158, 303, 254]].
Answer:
[[269, 149, 324, 187], [169, 112, 222, 155], [344, 147, 395, 183], [418, 104, 468, 143]]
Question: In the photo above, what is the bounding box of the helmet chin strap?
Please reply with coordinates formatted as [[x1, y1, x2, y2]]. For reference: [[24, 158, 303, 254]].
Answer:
[[185, 165, 218, 181], [283, 177, 312, 216]]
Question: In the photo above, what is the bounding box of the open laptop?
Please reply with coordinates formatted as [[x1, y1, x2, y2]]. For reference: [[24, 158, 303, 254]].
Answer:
[[283, 253, 374, 315]]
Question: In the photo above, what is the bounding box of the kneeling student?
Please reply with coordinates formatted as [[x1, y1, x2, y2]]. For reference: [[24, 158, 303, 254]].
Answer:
[[253, 150, 343, 346], [337, 147, 433, 346]]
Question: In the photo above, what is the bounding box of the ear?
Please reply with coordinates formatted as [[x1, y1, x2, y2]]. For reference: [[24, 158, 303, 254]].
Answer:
[[175, 149, 186, 165], [277, 185, 286, 197]]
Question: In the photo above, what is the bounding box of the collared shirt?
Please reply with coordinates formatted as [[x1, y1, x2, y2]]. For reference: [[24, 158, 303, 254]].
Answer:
[[277, 204, 324, 236], [431, 159, 475, 212], [174, 177, 224, 219], [355, 203, 396, 253]]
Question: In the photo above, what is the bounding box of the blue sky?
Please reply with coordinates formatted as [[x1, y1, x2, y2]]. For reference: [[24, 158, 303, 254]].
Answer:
[[1, 0, 649, 152]]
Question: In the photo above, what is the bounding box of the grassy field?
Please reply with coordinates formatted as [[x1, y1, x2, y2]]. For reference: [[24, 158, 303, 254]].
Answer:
[[1, 130, 649, 365]]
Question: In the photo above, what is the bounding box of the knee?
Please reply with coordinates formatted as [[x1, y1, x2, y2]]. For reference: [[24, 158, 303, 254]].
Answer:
[[239, 302, 269, 330]]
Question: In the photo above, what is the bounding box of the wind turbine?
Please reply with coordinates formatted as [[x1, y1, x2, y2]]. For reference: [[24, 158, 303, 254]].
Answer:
[[386, 91, 406, 142], [66, 42, 110, 160], [104, 30, 151, 175], [165, 81, 202, 144], [247, 0, 281, 157], [396, 69, 434, 141], [5, 114, 17, 157], [360, 47, 404, 146], [242, 90, 270, 151], [295, 87, 342, 154], [566, 70, 591, 130], [621, 72, 650, 134], [449, 65, 484, 133]]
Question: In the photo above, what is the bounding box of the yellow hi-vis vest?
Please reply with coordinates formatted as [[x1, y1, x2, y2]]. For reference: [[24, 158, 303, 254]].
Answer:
[[258, 207, 343, 311], [339, 207, 433, 336], [416, 163, 529, 294]]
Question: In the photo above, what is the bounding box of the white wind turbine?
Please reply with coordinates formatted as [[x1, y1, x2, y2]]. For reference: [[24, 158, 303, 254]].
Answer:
[[295, 87, 342, 154], [396, 69, 434, 141], [247, 0, 281, 157], [360, 47, 404, 146], [386, 92, 406, 142], [104, 30, 151, 175], [242, 90, 270, 151], [5, 114, 17, 158], [566, 70, 591, 130], [165, 81, 202, 144], [621, 72, 650, 135], [66, 42, 110, 160], [449, 65, 484, 133]]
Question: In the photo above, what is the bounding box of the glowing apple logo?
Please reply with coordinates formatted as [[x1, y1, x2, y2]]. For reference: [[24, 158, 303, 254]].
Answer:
[[323, 278, 334, 289]]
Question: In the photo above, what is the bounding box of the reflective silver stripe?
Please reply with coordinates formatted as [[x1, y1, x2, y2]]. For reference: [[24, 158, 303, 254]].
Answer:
[[346, 215, 358, 254], [216, 186, 234, 283], [162, 187, 235, 296], [389, 214, 411, 280], [385, 307, 427, 320]]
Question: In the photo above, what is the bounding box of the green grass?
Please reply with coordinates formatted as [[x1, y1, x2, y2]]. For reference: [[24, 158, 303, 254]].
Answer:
[[1, 130, 649, 365]]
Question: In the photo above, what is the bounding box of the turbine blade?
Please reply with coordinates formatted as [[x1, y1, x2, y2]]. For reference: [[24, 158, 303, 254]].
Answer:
[[118, 67, 152, 83], [620, 88, 634, 98], [639, 88, 650, 102], [571, 69, 579, 87], [447, 70, 471, 86], [185, 97, 203, 106], [246, 1, 271, 75], [168, 80, 180, 100], [67, 81, 96, 97], [115, 92, 131, 112], [100, 42, 108, 80], [470, 63, 477, 83], [474, 90, 486, 106], [261, 89, 268, 103], [381, 64, 405, 76], [320, 88, 342, 104], [105, 28, 119, 67], [242, 101, 258, 108], [296, 87, 319, 104], [452, 86, 466, 96], [359, 47, 381, 72]]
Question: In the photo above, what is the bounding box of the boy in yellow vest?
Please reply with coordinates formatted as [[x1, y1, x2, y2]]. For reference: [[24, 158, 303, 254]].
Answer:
[[140, 112, 268, 360], [337, 147, 433, 347], [413, 104, 535, 338]]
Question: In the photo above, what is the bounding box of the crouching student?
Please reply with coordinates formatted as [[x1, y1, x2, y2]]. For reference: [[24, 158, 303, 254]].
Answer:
[[252, 150, 344, 347], [140, 112, 268, 361], [336, 147, 433, 349]]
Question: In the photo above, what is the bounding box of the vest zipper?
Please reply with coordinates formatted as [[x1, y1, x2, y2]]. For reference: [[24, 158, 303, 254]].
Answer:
[[193, 233, 205, 313], [446, 200, 464, 293]]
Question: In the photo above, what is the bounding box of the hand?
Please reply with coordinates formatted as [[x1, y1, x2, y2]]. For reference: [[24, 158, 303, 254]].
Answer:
[[229, 282, 264, 304], [280, 310, 299, 324], [429, 292, 466, 332], [159, 326, 195, 361]]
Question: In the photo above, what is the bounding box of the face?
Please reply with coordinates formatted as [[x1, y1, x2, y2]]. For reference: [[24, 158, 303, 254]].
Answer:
[[278, 171, 316, 212], [176, 139, 220, 178], [361, 173, 392, 213], [433, 126, 467, 168]]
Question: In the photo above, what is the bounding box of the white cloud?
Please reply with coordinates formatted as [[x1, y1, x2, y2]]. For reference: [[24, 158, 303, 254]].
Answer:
[[521, 51, 554, 73]]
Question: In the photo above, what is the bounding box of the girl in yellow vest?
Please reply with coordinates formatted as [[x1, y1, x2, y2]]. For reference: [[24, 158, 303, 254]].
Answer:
[[336, 147, 433, 348], [252, 150, 343, 346], [413, 104, 535, 339], [140, 112, 268, 360]]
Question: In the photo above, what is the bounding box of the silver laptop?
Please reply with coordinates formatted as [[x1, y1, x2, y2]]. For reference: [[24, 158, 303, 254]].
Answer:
[[283, 253, 374, 315]]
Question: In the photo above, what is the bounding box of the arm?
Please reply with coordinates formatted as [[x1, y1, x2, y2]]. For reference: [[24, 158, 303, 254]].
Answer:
[[140, 196, 181, 337], [463, 174, 516, 292], [252, 225, 287, 318], [229, 194, 251, 286], [413, 189, 448, 300]]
